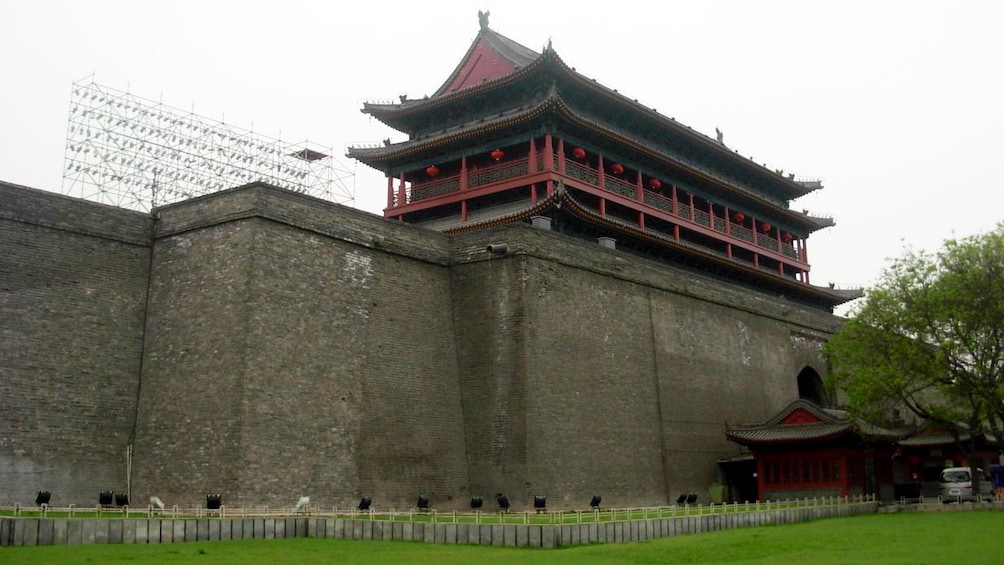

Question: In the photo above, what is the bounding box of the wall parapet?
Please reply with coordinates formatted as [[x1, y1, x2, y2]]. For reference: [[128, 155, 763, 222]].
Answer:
[[1, 501, 878, 547]]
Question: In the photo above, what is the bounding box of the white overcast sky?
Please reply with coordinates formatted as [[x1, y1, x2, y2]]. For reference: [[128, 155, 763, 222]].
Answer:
[[2, 0, 1002, 313]]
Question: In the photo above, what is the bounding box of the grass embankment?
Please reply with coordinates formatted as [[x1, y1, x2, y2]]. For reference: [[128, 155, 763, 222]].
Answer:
[[3, 511, 1003, 564]]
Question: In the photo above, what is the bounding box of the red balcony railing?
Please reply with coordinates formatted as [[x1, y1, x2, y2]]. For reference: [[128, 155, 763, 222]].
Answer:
[[399, 156, 801, 262]]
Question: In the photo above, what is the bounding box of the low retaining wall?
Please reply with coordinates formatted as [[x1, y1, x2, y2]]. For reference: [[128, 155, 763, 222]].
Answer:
[[1, 502, 878, 548]]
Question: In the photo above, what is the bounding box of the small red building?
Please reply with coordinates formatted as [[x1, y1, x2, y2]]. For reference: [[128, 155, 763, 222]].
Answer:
[[726, 399, 904, 501], [726, 399, 1000, 502]]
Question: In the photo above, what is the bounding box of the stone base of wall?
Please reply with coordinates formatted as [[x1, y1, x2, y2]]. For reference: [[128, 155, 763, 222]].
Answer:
[[2, 502, 878, 547]]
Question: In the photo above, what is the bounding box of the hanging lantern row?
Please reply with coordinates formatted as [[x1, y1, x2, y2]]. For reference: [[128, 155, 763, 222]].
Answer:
[[610, 163, 624, 175], [648, 178, 661, 190], [426, 165, 440, 177], [490, 148, 505, 161], [572, 147, 586, 159], [734, 213, 795, 241]]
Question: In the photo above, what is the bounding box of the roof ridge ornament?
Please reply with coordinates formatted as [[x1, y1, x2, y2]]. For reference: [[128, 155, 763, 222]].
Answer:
[[478, 10, 490, 30]]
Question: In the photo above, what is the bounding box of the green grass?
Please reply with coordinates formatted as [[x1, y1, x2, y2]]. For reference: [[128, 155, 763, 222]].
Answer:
[[3, 511, 1004, 564]]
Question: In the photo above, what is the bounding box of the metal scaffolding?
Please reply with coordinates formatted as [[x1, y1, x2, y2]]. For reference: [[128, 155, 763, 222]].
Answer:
[[62, 78, 354, 211]]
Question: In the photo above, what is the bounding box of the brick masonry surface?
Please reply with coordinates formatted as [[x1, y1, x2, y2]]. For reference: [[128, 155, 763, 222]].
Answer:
[[1, 181, 843, 511], [1, 182, 151, 507]]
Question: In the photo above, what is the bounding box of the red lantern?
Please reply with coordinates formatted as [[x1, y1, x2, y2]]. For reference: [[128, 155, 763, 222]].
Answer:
[[572, 147, 586, 159], [425, 165, 439, 177], [760, 223, 772, 232], [490, 148, 505, 161], [611, 163, 624, 175], [648, 178, 662, 190], [733, 212, 745, 223], [782, 232, 793, 242]]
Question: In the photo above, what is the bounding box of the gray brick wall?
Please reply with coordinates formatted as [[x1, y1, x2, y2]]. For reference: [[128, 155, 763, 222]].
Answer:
[[132, 187, 467, 510], [0, 182, 151, 506], [1, 181, 843, 510]]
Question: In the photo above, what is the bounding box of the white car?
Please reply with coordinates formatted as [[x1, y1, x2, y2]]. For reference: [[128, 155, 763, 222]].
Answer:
[[939, 467, 993, 502]]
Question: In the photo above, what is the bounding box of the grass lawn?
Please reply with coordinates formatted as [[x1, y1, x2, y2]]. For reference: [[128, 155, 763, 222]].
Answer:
[[2, 511, 1003, 564]]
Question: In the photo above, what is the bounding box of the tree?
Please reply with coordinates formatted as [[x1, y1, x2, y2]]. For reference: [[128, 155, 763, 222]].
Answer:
[[824, 224, 1004, 475]]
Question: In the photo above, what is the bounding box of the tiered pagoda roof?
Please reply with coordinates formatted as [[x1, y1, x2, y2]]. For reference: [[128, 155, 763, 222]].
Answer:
[[347, 15, 861, 311], [353, 22, 823, 218]]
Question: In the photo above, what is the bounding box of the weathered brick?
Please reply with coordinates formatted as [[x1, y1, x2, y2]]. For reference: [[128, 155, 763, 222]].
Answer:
[[2, 180, 841, 511]]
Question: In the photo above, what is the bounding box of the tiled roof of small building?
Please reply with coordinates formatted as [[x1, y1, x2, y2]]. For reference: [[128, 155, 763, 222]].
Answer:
[[726, 399, 905, 447]]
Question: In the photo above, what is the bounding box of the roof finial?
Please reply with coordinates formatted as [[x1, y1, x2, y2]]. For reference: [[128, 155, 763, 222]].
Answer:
[[478, 10, 490, 30], [715, 127, 725, 145]]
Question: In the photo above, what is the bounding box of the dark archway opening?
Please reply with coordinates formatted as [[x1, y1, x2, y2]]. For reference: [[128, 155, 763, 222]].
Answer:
[[797, 367, 827, 406]]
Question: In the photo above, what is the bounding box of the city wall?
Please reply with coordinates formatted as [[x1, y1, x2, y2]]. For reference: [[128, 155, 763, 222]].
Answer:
[[1, 181, 841, 510]]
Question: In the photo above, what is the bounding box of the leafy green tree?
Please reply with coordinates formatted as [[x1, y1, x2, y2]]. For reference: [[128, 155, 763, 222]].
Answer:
[[825, 224, 1004, 474]]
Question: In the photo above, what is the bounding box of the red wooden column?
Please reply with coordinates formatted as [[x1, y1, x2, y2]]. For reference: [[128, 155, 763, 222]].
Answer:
[[396, 172, 406, 208], [757, 458, 766, 502], [460, 156, 468, 191], [725, 206, 733, 257], [672, 184, 680, 240], [545, 136, 555, 195], [528, 138, 537, 173], [637, 170, 646, 230], [839, 455, 849, 498], [386, 176, 394, 209], [557, 138, 566, 174], [544, 134, 554, 171], [597, 154, 605, 188], [460, 155, 469, 223], [775, 228, 784, 276]]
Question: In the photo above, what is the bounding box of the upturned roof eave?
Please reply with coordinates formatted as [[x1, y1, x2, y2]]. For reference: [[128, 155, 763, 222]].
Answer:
[[361, 30, 548, 132], [362, 45, 817, 201], [350, 97, 836, 236], [537, 52, 816, 200], [444, 186, 856, 308], [725, 426, 855, 447], [357, 24, 819, 199]]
